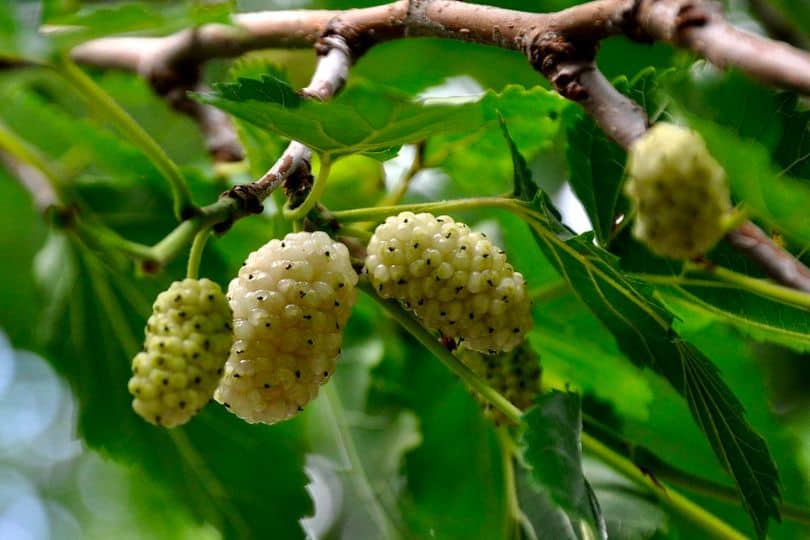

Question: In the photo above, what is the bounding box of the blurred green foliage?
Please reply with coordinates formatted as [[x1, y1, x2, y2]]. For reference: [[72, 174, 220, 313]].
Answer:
[[1, 0, 809, 539]]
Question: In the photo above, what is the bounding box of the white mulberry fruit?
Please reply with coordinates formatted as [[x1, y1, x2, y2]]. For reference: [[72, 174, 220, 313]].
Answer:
[[365, 212, 532, 354], [459, 344, 541, 425], [624, 123, 731, 259], [215, 231, 358, 424], [128, 279, 232, 428]]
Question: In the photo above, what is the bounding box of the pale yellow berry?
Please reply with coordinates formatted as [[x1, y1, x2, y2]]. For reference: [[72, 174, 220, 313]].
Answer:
[[366, 212, 532, 354], [625, 123, 731, 259], [215, 231, 358, 425], [129, 279, 232, 428]]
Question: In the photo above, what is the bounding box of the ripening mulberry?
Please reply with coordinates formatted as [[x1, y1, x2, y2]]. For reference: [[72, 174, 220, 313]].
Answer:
[[365, 212, 532, 354], [458, 344, 541, 425], [128, 279, 232, 428], [215, 231, 358, 424], [624, 123, 731, 259]]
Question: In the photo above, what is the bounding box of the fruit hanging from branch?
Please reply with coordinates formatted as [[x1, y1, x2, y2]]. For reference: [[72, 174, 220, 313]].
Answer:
[[215, 231, 358, 424], [128, 278, 232, 428]]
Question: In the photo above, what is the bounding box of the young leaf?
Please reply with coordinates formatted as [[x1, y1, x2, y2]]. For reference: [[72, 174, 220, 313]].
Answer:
[[521, 390, 607, 539], [196, 76, 483, 159]]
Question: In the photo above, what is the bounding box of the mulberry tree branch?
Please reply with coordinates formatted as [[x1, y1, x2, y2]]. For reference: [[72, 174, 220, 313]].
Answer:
[[66, 0, 810, 291]]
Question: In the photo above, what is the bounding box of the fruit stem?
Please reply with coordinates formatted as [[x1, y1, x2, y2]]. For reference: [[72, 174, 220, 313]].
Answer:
[[151, 198, 237, 267], [721, 205, 750, 233], [331, 197, 526, 223], [284, 153, 332, 220], [581, 434, 748, 540], [682, 261, 810, 308], [52, 58, 194, 220], [186, 229, 211, 279], [360, 280, 523, 423], [368, 283, 750, 540]]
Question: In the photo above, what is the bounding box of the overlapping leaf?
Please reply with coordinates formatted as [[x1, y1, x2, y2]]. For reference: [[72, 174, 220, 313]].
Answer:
[[196, 75, 484, 158], [505, 124, 781, 537]]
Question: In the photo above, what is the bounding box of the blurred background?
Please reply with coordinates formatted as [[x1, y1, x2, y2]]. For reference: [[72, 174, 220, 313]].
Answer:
[[1, 0, 810, 539]]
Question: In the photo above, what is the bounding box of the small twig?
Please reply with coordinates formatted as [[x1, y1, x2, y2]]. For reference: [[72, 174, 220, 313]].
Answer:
[[0, 152, 61, 213], [721, 223, 810, 294], [636, 0, 810, 94]]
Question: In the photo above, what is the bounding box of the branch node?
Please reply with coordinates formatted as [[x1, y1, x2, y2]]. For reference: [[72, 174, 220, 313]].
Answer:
[[526, 33, 597, 101], [215, 185, 265, 233], [283, 159, 314, 211]]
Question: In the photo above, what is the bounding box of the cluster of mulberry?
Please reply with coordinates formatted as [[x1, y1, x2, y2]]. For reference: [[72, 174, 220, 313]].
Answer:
[[130, 215, 541, 428], [128, 279, 232, 428], [214, 231, 358, 424], [624, 123, 732, 259], [365, 212, 532, 354]]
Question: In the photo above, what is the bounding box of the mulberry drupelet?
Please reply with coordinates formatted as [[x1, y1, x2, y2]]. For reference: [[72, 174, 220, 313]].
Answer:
[[365, 212, 533, 354]]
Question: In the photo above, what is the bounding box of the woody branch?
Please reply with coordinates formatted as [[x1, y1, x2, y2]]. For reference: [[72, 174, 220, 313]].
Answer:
[[68, 0, 810, 291]]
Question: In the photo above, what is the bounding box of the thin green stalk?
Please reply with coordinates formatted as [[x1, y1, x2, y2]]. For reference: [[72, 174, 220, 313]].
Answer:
[[186, 229, 211, 279], [582, 434, 748, 540], [0, 120, 62, 190], [53, 58, 193, 219], [684, 261, 810, 309], [498, 428, 535, 540], [360, 281, 522, 422], [73, 219, 155, 262], [284, 154, 331, 220], [331, 197, 529, 224], [658, 469, 810, 527], [366, 284, 748, 540], [323, 383, 400, 540], [151, 198, 237, 266]]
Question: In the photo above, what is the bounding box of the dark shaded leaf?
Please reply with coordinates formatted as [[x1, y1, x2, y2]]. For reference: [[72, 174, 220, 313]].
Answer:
[[521, 390, 606, 538]]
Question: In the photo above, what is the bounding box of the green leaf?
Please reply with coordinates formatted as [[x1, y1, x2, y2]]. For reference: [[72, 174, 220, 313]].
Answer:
[[564, 107, 625, 245], [35, 234, 312, 539], [583, 457, 670, 540], [654, 283, 810, 353], [197, 76, 483, 159], [0, 84, 160, 184], [521, 390, 606, 537], [426, 84, 569, 196], [46, 1, 233, 51], [527, 219, 780, 537], [511, 145, 781, 535], [529, 294, 654, 423], [303, 294, 422, 538]]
